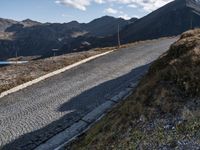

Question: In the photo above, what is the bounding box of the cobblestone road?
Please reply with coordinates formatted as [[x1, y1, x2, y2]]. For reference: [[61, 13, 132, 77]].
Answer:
[[0, 38, 177, 149]]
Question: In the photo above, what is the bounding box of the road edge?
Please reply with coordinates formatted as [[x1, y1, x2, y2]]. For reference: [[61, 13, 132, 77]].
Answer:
[[0, 50, 114, 99], [34, 82, 139, 150]]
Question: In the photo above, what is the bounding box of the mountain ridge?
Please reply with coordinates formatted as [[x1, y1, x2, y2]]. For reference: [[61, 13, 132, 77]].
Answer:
[[87, 0, 200, 48], [0, 16, 135, 59], [119, 0, 200, 43], [1, 0, 200, 59]]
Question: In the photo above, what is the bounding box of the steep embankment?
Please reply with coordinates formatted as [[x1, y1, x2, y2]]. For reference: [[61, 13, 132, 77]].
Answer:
[[69, 29, 200, 149]]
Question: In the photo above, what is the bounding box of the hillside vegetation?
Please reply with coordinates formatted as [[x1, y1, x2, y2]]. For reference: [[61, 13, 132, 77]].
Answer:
[[0, 47, 116, 94], [69, 29, 200, 149]]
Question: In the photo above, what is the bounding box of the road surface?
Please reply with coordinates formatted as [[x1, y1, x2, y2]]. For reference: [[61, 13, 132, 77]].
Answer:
[[0, 38, 177, 149]]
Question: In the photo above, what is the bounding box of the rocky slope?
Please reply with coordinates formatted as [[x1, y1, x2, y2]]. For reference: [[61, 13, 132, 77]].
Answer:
[[83, 16, 135, 37], [68, 29, 200, 149], [0, 18, 17, 32], [119, 0, 200, 43]]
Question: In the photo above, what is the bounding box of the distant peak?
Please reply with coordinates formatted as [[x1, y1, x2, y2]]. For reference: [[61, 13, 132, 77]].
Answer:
[[21, 19, 41, 27], [22, 19, 35, 22], [68, 20, 79, 24], [65, 20, 80, 26], [22, 19, 30, 21], [22, 19, 41, 24], [100, 15, 115, 19], [88, 16, 120, 24]]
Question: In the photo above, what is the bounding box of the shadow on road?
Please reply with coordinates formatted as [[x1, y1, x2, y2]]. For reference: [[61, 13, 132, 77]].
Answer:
[[3, 63, 151, 150]]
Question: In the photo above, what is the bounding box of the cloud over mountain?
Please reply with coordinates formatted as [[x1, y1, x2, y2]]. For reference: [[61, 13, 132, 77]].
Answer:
[[55, 0, 173, 12]]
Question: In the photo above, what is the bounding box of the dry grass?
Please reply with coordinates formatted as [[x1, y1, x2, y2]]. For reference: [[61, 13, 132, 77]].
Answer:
[[0, 50, 103, 93], [68, 29, 200, 149], [148, 29, 200, 97], [0, 37, 176, 94]]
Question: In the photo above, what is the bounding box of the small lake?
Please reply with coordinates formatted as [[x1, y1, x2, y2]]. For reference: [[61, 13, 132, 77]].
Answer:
[[0, 61, 28, 65]]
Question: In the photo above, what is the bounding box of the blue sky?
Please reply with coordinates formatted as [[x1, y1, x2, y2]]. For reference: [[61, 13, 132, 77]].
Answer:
[[0, 0, 172, 23]]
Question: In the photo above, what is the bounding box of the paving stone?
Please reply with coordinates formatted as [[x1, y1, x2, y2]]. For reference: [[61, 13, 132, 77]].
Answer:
[[35, 121, 88, 150], [82, 101, 115, 123]]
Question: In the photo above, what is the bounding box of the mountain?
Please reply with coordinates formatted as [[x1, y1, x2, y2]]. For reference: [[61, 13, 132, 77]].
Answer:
[[119, 0, 200, 43], [60, 16, 137, 52], [0, 18, 40, 32], [62, 0, 200, 51], [83, 16, 137, 37], [0, 18, 17, 32], [2, 0, 200, 59], [21, 19, 41, 27], [0, 16, 134, 59]]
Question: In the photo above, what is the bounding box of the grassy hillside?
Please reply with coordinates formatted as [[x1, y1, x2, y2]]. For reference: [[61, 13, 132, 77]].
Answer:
[[68, 29, 200, 149]]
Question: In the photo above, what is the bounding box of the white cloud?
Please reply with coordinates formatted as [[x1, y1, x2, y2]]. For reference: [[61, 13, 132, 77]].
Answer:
[[94, 0, 105, 4], [55, 0, 91, 11], [105, 8, 118, 14], [128, 4, 136, 8], [104, 8, 131, 20], [119, 14, 131, 20], [55, 0, 173, 12]]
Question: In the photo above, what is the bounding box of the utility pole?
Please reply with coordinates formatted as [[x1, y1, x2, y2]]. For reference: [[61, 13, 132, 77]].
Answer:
[[190, 12, 193, 29], [15, 49, 18, 64], [118, 24, 121, 48], [15, 49, 18, 59]]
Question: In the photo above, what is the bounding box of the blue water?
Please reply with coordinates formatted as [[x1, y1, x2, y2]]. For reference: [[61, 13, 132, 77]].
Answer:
[[0, 61, 28, 65]]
